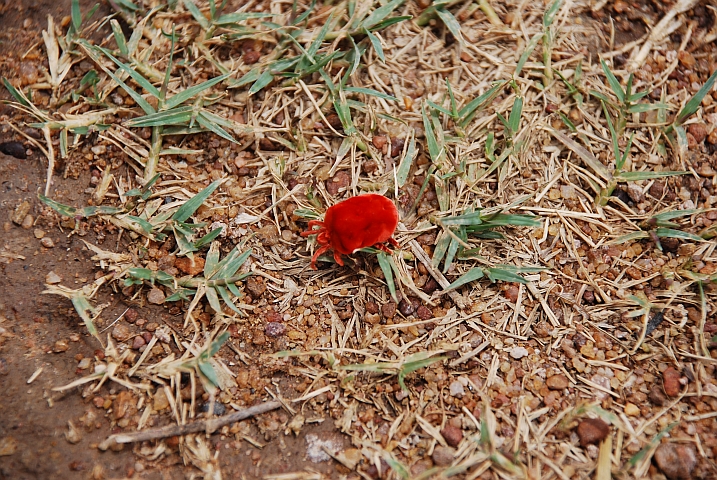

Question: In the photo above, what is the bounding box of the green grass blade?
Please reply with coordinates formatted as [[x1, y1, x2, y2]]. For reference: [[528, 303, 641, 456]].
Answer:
[[442, 235, 461, 274], [514, 33, 540, 79], [435, 6, 463, 44], [110, 20, 128, 56], [361, 0, 405, 31], [164, 73, 230, 109], [600, 59, 624, 103], [601, 101, 620, 168], [81, 43, 156, 114], [627, 103, 665, 114], [249, 70, 274, 95], [543, 0, 562, 28], [486, 266, 528, 284], [396, 134, 416, 188], [655, 228, 704, 242], [377, 252, 397, 302], [446, 267, 484, 290], [95, 45, 161, 98], [183, 0, 211, 30], [677, 68, 717, 124], [398, 354, 447, 391], [172, 179, 222, 222], [508, 96, 523, 136], [214, 12, 274, 25], [2, 78, 32, 107], [364, 29, 385, 63], [458, 81, 506, 128], [608, 231, 649, 244], [71, 0, 82, 32], [344, 86, 397, 102], [196, 111, 237, 144], [126, 106, 194, 127], [195, 227, 223, 249], [616, 170, 689, 181]]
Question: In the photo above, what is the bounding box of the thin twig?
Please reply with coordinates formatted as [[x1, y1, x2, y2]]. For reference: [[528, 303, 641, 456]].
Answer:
[[107, 401, 281, 443]]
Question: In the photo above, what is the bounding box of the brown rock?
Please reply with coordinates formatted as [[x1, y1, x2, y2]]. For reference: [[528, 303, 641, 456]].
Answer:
[[687, 123, 707, 144], [22, 214, 34, 230], [576, 418, 610, 446], [265, 322, 286, 337], [131, 336, 146, 350], [381, 302, 396, 319], [365, 301, 379, 314], [112, 324, 132, 342], [431, 445, 455, 467], [153, 389, 169, 411], [325, 170, 350, 196], [243, 50, 261, 64], [11, 201, 31, 225], [372, 135, 387, 150], [440, 425, 463, 448], [662, 367, 682, 397], [175, 256, 205, 276], [416, 305, 433, 320], [654, 443, 697, 480], [503, 284, 519, 302], [113, 391, 136, 420], [53, 339, 69, 353], [125, 308, 138, 323], [398, 299, 415, 316], [246, 276, 266, 298], [40, 237, 54, 248], [146, 287, 165, 305], [649, 385, 668, 406], [390, 137, 405, 157], [546, 374, 569, 390]]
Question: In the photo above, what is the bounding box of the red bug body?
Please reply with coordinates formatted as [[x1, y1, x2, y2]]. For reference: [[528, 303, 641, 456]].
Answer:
[[301, 194, 399, 269]]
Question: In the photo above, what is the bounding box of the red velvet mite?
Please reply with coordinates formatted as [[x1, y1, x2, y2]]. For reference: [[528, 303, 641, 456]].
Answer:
[[301, 194, 399, 269]]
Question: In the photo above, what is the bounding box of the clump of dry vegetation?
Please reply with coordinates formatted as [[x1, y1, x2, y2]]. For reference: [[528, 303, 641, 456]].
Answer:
[[3, 0, 717, 478]]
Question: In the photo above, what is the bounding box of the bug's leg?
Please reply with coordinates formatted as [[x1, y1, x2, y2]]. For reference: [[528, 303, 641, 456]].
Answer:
[[374, 244, 392, 254], [300, 220, 325, 237], [387, 237, 400, 248], [333, 250, 345, 266], [310, 244, 330, 270]]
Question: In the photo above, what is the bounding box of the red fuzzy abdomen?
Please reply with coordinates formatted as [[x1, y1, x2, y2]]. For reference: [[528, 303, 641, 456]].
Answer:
[[324, 194, 398, 254]]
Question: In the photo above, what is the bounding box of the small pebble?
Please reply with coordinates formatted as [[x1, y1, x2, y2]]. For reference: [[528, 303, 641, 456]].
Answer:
[[147, 287, 165, 304], [398, 299, 415, 316], [663, 367, 682, 397], [40, 237, 54, 248], [132, 336, 146, 350], [11, 201, 30, 225], [449, 380, 464, 397], [77, 358, 91, 369], [0, 141, 27, 159], [45, 271, 62, 284], [577, 418, 609, 446], [432, 445, 455, 467], [624, 402, 640, 416], [546, 374, 569, 390], [654, 443, 696, 480], [175, 256, 205, 276], [509, 346, 529, 359], [125, 308, 138, 323], [53, 339, 69, 353], [22, 215, 34, 230], [112, 324, 132, 342], [265, 322, 286, 337], [33, 229, 45, 239], [381, 302, 396, 319], [440, 425, 463, 448]]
